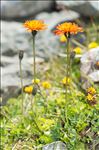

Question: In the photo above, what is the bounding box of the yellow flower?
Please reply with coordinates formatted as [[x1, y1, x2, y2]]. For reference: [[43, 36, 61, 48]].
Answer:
[[42, 81, 51, 89], [60, 35, 67, 42], [73, 47, 82, 54], [62, 77, 71, 85], [32, 78, 40, 84], [54, 22, 83, 36], [88, 42, 99, 49], [23, 85, 33, 94], [87, 87, 96, 95], [23, 20, 47, 32], [87, 94, 94, 101]]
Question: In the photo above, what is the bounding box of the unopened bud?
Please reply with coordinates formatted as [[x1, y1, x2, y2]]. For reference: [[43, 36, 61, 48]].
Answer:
[[70, 51, 75, 59], [19, 50, 24, 60], [32, 85, 38, 96]]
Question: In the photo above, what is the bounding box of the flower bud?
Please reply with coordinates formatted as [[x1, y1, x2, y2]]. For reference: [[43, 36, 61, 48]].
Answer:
[[19, 50, 24, 61], [70, 51, 75, 59], [32, 85, 38, 96]]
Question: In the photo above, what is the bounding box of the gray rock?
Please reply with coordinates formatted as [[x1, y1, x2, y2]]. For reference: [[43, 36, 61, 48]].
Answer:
[[88, 71, 99, 83], [1, 21, 30, 56], [1, 21, 49, 58], [1, 1, 54, 20], [81, 47, 99, 89], [0, 20, 47, 102], [0, 85, 20, 106], [1, 9, 79, 102], [35, 10, 80, 56], [0, 21, 51, 59], [28, 57, 44, 65], [1, 9, 79, 58], [36, 10, 80, 31], [1, 54, 45, 102], [56, 1, 99, 16], [42, 141, 67, 150]]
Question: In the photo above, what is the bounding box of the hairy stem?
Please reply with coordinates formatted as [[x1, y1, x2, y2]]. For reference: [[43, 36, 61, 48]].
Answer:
[[19, 59, 24, 114], [32, 35, 36, 84], [65, 37, 69, 99], [65, 36, 70, 123]]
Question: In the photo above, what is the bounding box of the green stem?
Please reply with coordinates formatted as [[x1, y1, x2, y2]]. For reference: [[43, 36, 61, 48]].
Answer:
[[32, 35, 36, 84], [97, 25, 99, 41], [65, 36, 70, 124], [68, 39, 72, 94], [91, 20, 98, 40], [32, 33, 45, 135], [86, 28, 90, 48], [65, 37, 70, 100], [68, 42, 71, 78], [19, 59, 24, 114]]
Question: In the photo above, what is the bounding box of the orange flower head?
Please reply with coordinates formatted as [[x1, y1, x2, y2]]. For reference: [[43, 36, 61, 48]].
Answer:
[[24, 20, 47, 32], [54, 22, 83, 36]]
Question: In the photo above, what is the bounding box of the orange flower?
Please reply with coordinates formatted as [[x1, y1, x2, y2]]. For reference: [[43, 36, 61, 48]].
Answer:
[[54, 22, 83, 36], [24, 20, 47, 32]]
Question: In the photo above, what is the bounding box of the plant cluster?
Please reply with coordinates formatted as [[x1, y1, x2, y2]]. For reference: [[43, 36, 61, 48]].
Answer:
[[1, 19, 99, 150]]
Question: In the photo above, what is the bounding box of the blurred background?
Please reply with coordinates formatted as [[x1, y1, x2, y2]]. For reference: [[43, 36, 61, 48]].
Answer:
[[1, 0, 99, 102]]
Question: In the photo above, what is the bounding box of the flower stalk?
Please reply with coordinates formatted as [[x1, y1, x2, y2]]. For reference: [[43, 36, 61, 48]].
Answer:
[[65, 34, 71, 123], [33, 35, 36, 83], [54, 22, 83, 125], [19, 50, 24, 114], [32, 31, 37, 85], [31, 32, 37, 112], [65, 34, 70, 99]]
